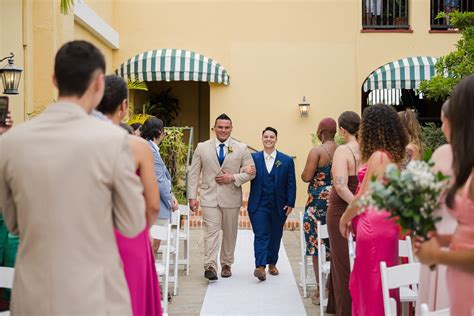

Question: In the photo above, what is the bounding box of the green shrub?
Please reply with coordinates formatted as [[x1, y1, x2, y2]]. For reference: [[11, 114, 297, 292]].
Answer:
[[421, 123, 447, 160]]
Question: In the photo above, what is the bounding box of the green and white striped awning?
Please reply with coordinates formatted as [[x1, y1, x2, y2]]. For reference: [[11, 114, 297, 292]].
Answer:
[[363, 56, 438, 92], [115, 49, 230, 85]]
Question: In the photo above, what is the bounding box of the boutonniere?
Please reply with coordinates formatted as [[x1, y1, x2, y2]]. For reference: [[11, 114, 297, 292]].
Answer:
[[275, 160, 282, 168], [228, 146, 234, 154]]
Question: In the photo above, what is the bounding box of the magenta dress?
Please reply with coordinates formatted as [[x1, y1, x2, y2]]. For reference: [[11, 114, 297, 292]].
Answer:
[[446, 176, 474, 316], [350, 165, 400, 316], [115, 170, 162, 316], [115, 227, 162, 316]]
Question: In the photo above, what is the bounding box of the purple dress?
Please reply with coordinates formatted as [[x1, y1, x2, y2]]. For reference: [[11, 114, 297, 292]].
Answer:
[[350, 165, 400, 316]]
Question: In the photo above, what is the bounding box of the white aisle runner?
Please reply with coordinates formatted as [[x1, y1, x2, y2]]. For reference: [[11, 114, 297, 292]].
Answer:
[[200, 230, 306, 316]]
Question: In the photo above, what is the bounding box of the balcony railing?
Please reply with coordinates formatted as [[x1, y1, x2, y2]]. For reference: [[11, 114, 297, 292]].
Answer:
[[431, 0, 474, 30], [362, 0, 409, 29]]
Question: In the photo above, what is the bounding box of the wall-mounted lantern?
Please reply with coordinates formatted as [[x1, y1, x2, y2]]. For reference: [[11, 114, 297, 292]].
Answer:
[[0, 53, 23, 95], [299, 96, 310, 117]]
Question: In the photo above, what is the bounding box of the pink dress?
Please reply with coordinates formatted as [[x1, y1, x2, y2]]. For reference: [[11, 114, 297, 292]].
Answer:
[[115, 171, 162, 316], [350, 165, 400, 316], [115, 228, 162, 316], [446, 176, 474, 316], [416, 202, 457, 315]]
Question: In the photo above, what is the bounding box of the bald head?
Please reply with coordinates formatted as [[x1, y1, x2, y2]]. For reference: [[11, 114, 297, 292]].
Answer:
[[317, 117, 337, 141]]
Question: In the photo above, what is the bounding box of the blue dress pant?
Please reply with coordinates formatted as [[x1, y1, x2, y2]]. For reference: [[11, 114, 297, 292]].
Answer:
[[249, 207, 287, 267]]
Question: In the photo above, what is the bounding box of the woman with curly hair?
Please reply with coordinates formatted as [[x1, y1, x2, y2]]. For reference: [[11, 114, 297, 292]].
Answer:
[[398, 109, 423, 163], [301, 118, 337, 305], [326, 111, 361, 316], [340, 104, 408, 316]]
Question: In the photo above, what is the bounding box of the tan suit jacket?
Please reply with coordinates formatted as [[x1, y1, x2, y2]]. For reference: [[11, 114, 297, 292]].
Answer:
[[188, 138, 255, 208], [0, 102, 146, 316]]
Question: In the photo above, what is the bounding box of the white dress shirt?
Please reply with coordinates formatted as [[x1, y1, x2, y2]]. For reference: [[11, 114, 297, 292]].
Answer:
[[264, 150, 277, 173], [215, 138, 230, 158]]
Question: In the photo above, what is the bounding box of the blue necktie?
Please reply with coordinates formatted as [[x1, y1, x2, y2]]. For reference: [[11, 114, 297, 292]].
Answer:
[[218, 144, 225, 166]]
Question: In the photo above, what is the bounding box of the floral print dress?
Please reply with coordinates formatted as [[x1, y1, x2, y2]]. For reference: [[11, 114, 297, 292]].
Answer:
[[303, 163, 333, 256]]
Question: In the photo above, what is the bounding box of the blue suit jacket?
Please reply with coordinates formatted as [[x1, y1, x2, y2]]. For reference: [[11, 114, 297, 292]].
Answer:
[[148, 140, 173, 220], [247, 151, 296, 217]]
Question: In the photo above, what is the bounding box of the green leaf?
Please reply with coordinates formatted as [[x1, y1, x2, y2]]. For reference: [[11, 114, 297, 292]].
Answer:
[[60, 0, 75, 15], [127, 80, 148, 91]]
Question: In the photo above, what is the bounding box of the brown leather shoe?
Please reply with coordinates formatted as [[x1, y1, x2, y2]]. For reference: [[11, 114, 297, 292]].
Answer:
[[221, 265, 232, 278], [204, 267, 218, 281], [254, 266, 266, 281], [268, 264, 279, 275]]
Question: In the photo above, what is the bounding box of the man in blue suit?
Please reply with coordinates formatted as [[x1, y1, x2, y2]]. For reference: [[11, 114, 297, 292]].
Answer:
[[248, 127, 296, 281]]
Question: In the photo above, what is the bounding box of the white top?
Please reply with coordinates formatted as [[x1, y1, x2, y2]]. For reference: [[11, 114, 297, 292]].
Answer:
[[264, 150, 277, 173], [215, 138, 230, 158]]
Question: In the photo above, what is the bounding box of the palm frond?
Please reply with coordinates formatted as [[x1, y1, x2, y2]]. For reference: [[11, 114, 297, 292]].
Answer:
[[128, 114, 152, 125], [60, 0, 75, 15], [26, 105, 47, 120], [127, 80, 148, 91]]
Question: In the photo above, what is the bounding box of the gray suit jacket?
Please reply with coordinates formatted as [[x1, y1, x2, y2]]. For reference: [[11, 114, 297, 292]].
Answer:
[[0, 102, 146, 315], [187, 138, 255, 208], [148, 140, 173, 220]]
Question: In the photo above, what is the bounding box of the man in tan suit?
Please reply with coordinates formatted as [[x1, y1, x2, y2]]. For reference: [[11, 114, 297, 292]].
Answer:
[[0, 41, 145, 315], [188, 114, 255, 281]]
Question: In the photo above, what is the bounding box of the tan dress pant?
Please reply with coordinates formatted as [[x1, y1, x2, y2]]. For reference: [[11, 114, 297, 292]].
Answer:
[[202, 206, 240, 270]]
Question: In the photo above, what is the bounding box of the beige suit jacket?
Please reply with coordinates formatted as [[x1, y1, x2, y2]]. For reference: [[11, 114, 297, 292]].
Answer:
[[0, 102, 146, 316], [188, 138, 255, 208]]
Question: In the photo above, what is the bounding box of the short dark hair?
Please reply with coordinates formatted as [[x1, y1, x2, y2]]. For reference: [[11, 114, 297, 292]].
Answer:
[[130, 123, 142, 131], [97, 75, 128, 115], [119, 123, 134, 134], [54, 40, 106, 97], [262, 126, 278, 137], [338, 111, 361, 135], [215, 113, 232, 125], [140, 117, 164, 141]]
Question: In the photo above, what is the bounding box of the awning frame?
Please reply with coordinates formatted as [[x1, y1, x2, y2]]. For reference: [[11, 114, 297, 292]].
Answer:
[[115, 48, 230, 85], [363, 56, 438, 92]]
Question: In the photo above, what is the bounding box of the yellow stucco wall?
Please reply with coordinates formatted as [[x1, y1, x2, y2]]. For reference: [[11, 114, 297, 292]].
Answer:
[[113, 0, 460, 205], [74, 23, 114, 74], [0, 0, 24, 123], [0, 0, 462, 205]]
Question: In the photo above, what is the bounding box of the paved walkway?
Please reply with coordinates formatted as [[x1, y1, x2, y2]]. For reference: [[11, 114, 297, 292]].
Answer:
[[168, 229, 323, 315]]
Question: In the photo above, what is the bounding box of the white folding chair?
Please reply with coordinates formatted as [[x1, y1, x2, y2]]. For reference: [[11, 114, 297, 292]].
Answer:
[[348, 231, 356, 272], [420, 303, 450, 316], [398, 236, 418, 315], [150, 224, 172, 313], [399, 236, 414, 263], [298, 211, 316, 298], [316, 221, 331, 316], [0, 267, 14, 316], [177, 204, 190, 276], [380, 261, 420, 316], [169, 210, 181, 296]]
